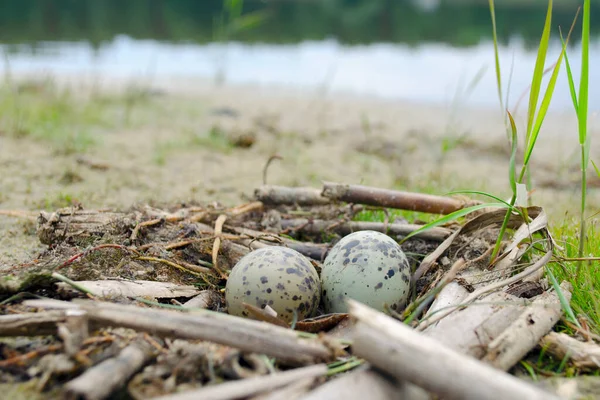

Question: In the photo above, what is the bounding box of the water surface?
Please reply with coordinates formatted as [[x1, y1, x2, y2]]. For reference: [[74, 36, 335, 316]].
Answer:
[[0, 0, 598, 110]]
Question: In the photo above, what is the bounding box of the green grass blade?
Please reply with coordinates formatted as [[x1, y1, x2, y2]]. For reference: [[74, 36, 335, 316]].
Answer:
[[401, 203, 508, 242], [560, 30, 578, 112], [522, 48, 565, 167], [592, 160, 600, 178], [508, 110, 518, 194], [488, 0, 504, 116], [525, 0, 553, 141], [579, 0, 590, 146], [546, 266, 581, 328]]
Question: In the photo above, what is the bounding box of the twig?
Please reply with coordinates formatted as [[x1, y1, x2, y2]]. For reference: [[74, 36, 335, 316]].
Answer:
[[0, 344, 63, 368], [130, 218, 163, 241], [154, 364, 327, 400], [321, 182, 478, 214], [262, 155, 283, 185], [280, 219, 451, 242], [0, 311, 67, 336], [349, 300, 561, 400], [64, 339, 156, 400], [0, 209, 37, 221], [212, 214, 229, 278], [24, 299, 334, 365], [255, 185, 330, 206], [540, 331, 600, 369], [482, 281, 572, 371]]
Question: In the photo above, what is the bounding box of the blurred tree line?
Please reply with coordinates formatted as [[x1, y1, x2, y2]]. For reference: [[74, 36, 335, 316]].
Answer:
[[0, 0, 596, 49]]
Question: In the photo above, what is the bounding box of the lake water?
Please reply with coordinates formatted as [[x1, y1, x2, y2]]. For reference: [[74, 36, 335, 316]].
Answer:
[[0, 0, 598, 111]]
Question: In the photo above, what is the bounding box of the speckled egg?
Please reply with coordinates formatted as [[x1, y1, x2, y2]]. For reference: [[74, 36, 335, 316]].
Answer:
[[225, 246, 321, 323], [321, 230, 411, 313]]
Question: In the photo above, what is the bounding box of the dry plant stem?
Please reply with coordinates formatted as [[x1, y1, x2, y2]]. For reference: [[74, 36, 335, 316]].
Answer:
[[153, 364, 328, 400], [56, 280, 201, 299], [540, 331, 600, 368], [212, 214, 228, 278], [298, 368, 429, 400], [182, 290, 217, 309], [64, 340, 156, 400], [0, 311, 67, 336], [255, 185, 330, 206], [0, 209, 37, 220], [424, 282, 469, 320], [349, 300, 560, 400], [321, 182, 475, 214], [424, 291, 528, 359], [228, 201, 264, 217], [482, 281, 572, 370], [280, 219, 451, 242], [416, 249, 553, 331], [130, 218, 163, 241], [24, 299, 332, 365], [0, 344, 63, 368]]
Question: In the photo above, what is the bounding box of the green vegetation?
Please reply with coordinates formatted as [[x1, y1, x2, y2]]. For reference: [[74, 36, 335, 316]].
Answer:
[[0, 0, 597, 49]]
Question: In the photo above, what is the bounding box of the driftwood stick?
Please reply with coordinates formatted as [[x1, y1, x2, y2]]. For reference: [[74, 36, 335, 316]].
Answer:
[[321, 182, 476, 214], [280, 219, 451, 242], [423, 281, 469, 320], [0, 311, 67, 337], [349, 300, 560, 400], [298, 368, 429, 400], [424, 291, 528, 359], [540, 332, 600, 369], [64, 339, 156, 400], [56, 280, 201, 299], [482, 281, 571, 370], [153, 364, 328, 400], [255, 186, 330, 206], [24, 299, 333, 365]]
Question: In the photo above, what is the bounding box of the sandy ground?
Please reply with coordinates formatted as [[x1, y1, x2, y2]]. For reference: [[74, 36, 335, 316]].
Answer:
[[1, 74, 599, 268]]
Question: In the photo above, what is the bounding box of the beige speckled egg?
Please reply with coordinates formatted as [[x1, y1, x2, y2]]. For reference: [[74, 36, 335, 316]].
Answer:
[[321, 230, 411, 313], [225, 246, 321, 323]]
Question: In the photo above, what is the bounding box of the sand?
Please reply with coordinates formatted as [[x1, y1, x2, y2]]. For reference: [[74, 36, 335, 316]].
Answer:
[[0, 74, 598, 268]]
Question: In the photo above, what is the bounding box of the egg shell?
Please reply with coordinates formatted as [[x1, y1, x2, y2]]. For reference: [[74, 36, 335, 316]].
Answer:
[[321, 230, 411, 313], [225, 246, 321, 323]]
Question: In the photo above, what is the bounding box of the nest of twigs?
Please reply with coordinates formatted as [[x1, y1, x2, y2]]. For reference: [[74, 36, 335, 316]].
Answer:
[[0, 182, 579, 400]]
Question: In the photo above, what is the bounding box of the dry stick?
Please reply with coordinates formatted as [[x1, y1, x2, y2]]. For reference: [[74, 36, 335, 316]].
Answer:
[[298, 367, 428, 400], [482, 281, 572, 371], [416, 249, 553, 331], [154, 364, 327, 400], [24, 299, 333, 365], [64, 339, 156, 400], [280, 219, 451, 242], [212, 214, 228, 278], [55, 280, 201, 299], [424, 291, 528, 359], [0, 344, 63, 368], [0, 311, 67, 336], [228, 201, 264, 217], [255, 185, 330, 206], [130, 217, 163, 241], [540, 331, 600, 369], [321, 182, 477, 214], [0, 209, 37, 220], [349, 300, 561, 400], [262, 155, 284, 185]]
